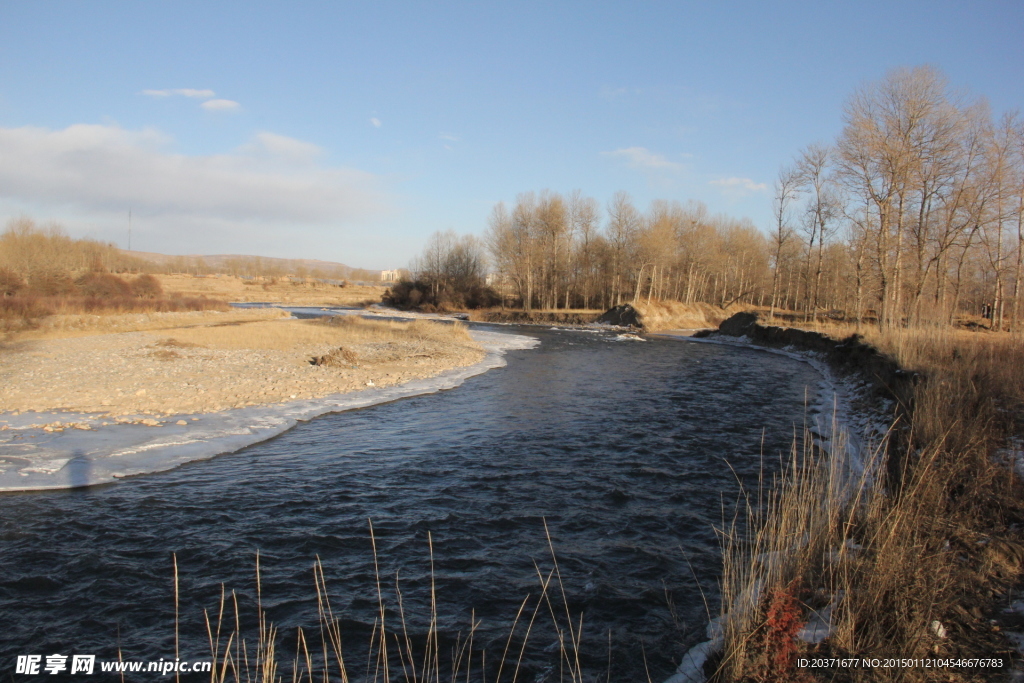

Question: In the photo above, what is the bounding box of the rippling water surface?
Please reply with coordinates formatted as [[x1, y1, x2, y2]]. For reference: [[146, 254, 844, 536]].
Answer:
[[0, 326, 822, 680]]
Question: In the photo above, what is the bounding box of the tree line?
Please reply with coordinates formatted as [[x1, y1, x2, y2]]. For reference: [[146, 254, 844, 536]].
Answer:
[[408, 65, 1023, 330], [0, 218, 381, 286], [485, 190, 767, 312]]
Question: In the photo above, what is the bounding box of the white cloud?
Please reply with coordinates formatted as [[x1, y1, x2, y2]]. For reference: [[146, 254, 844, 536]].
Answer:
[[0, 123, 386, 231], [370, 117, 382, 128], [142, 88, 216, 99], [201, 99, 240, 111], [438, 133, 459, 142], [710, 177, 768, 196], [603, 146, 683, 171], [242, 132, 324, 163]]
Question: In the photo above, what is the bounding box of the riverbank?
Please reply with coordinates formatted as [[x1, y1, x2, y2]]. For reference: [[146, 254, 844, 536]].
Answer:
[[468, 308, 602, 326], [0, 311, 484, 422], [678, 313, 1024, 682], [464, 300, 733, 332], [0, 313, 532, 490]]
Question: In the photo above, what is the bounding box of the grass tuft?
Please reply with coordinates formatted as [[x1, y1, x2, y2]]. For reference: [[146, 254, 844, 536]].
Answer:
[[713, 324, 1024, 682]]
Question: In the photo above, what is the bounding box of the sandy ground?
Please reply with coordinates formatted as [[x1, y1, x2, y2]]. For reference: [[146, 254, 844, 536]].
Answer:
[[0, 316, 484, 426]]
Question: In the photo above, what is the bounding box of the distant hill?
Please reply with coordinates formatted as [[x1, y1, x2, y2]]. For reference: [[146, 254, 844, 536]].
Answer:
[[121, 250, 380, 280]]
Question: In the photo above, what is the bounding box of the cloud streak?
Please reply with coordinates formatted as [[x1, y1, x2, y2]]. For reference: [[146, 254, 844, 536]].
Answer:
[[142, 88, 216, 98], [603, 146, 683, 171], [0, 124, 386, 227], [143, 89, 240, 111], [710, 176, 768, 196], [201, 99, 240, 111]]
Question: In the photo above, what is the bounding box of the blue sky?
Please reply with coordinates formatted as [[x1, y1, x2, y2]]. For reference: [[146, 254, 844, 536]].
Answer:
[[0, 1, 1021, 269]]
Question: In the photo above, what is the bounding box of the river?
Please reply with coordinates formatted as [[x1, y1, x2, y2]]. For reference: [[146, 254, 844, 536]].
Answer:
[[0, 324, 825, 681]]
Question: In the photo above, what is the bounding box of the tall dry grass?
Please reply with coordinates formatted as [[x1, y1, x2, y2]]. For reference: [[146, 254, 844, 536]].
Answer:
[[714, 325, 1024, 681], [198, 522, 589, 683]]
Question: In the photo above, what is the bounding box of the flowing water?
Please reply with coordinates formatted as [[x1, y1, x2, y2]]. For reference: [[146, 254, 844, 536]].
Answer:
[[0, 325, 824, 681]]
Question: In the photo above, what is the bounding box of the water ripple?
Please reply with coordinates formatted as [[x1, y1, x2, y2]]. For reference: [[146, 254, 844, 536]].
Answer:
[[0, 327, 821, 680]]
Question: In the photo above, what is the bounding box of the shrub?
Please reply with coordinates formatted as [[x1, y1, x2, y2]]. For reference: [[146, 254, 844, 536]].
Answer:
[[0, 267, 24, 297], [383, 279, 500, 311], [75, 272, 132, 298], [130, 274, 163, 299], [31, 270, 76, 296], [0, 294, 53, 328]]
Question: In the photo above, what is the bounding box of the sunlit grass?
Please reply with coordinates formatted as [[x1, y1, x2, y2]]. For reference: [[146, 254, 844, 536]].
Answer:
[[714, 320, 1024, 681], [158, 316, 473, 352]]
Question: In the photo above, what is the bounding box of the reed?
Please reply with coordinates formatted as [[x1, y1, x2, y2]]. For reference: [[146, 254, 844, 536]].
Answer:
[[201, 521, 588, 683], [713, 324, 1024, 682]]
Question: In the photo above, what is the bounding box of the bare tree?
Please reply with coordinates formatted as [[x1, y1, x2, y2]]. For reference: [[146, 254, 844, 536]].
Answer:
[[606, 191, 641, 306], [795, 144, 841, 322], [769, 165, 800, 318], [837, 66, 961, 327]]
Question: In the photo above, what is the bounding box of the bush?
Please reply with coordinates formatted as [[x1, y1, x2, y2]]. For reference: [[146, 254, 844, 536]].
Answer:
[[383, 279, 500, 311], [130, 274, 163, 299], [383, 281, 423, 309], [0, 294, 53, 328], [31, 270, 76, 296], [75, 272, 132, 298], [0, 268, 25, 297]]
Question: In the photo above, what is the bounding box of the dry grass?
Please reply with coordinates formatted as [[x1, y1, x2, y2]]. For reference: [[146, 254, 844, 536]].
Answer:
[[714, 324, 1024, 682], [315, 314, 474, 343], [631, 300, 732, 331], [198, 522, 588, 683], [156, 273, 388, 306], [158, 315, 472, 352], [0, 293, 233, 335], [9, 307, 289, 342]]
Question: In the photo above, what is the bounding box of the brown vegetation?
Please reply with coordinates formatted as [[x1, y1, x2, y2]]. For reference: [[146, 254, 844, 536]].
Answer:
[[133, 250, 380, 282], [483, 66, 1023, 333], [157, 315, 472, 352], [713, 315, 1024, 682], [0, 219, 229, 334], [197, 526, 589, 683], [599, 300, 733, 331], [385, 230, 500, 310], [485, 190, 767, 312], [151, 273, 387, 307], [11, 308, 287, 341]]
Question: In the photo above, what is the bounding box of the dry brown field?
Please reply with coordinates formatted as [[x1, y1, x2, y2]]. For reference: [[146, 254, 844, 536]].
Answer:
[[154, 273, 389, 306]]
